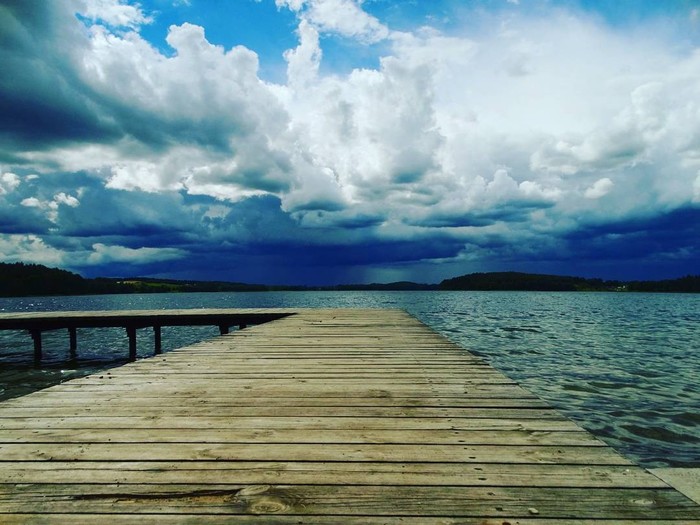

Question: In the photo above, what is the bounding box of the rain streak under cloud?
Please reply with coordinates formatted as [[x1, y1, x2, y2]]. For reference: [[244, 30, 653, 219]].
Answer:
[[0, 0, 698, 285]]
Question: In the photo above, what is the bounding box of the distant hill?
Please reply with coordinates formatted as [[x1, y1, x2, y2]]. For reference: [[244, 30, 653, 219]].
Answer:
[[112, 277, 273, 293], [439, 271, 699, 292], [0, 262, 698, 297], [626, 275, 700, 293], [439, 271, 620, 291], [0, 263, 128, 297]]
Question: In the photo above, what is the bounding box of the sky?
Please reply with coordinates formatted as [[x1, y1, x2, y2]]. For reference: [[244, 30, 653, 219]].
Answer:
[[1, 0, 699, 285]]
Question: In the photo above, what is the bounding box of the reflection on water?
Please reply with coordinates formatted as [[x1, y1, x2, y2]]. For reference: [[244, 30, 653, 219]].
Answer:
[[0, 290, 698, 468]]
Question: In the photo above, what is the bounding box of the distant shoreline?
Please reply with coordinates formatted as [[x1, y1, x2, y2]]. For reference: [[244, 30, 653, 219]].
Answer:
[[1, 263, 698, 297]]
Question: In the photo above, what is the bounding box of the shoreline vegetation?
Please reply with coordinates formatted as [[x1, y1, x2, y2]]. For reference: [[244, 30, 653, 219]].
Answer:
[[0, 262, 698, 298]]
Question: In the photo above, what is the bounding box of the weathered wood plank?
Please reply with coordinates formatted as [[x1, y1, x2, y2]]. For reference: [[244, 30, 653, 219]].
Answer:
[[4, 381, 537, 398], [0, 406, 564, 417], [4, 516, 699, 525], [0, 428, 604, 446], [0, 416, 584, 431], [0, 398, 551, 409], [0, 442, 633, 463], [0, 484, 698, 519], [29, 381, 522, 390], [0, 461, 665, 487]]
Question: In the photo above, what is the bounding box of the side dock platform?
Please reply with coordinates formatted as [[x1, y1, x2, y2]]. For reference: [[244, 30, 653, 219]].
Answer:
[[0, 308, 698, 523]]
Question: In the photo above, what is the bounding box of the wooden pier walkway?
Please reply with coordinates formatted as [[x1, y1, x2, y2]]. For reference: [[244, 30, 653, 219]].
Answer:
[[0, 308, 698, 523]]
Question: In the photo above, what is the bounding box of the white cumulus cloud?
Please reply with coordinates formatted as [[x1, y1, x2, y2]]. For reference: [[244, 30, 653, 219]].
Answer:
[[0, 235, 66, 266], [277, 0, 390, 43], [585, 178, 614, 199], [0, 173, 21, 195], [76, 0, 152, 28]]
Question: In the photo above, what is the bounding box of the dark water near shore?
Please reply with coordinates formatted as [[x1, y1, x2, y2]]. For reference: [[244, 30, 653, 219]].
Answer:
[[0, 290, 698, 468]]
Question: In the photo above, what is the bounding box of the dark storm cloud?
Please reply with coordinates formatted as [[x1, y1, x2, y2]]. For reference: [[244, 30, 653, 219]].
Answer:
[[0, 2, 122, 150], [322, 212, 385, 229], [0, 171, 182, 243], [200, 195, 300, 243], [78, 235, 465, 284], [57, 189, 196, 241], [62, 190, 464, 283], [238, 236, 464, 267], [406, 204, 552, 229], [0, 172, 58, 234], [0, 204, 51, 234], [564, 206, 700, 261]]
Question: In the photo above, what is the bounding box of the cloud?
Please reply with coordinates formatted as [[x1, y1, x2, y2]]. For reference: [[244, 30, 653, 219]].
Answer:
[[0, 172, 20, 195], [18, 191, 80, 223], [0, 2, 698, 282], [585, 178, 614, 199], [87, 243, 186, 265], [20, 197, 42, 208], [0, 17, 117, 152], [563, 207, 700, 265], [54, 192, 80, 208], [277, 0, 390, 43], [0, 234, 66, 266], [77, 0, 152, 28], [284, 19, 322, 87], [0, 175, 53, 235]]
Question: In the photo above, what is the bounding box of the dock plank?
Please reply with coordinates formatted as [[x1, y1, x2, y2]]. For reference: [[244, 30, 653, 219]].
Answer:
[[0, 460, 667, 487], [0, 484, 698, 518], [0, 308, 698, 522]]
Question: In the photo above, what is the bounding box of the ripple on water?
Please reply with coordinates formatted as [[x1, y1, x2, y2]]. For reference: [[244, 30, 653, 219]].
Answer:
[[622, 424, 700, 445], [561, 383, 600, 394], [500, 326, 543, 333], [672, 411, 700, 427]]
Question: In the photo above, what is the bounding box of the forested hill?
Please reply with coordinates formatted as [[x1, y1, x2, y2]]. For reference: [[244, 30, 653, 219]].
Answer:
[[439, 272, 616, 291], [0, 263, 127, 297], [439, 271, 700, 292], [0, 263, 270, 297]]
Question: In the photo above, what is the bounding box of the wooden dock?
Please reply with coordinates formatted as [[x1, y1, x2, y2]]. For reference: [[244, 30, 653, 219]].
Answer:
[[0, 308, 293, 361], [0, 308, 698, 523]]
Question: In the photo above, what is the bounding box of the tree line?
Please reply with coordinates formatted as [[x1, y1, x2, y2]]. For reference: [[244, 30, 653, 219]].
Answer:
[[0, 262, 698, 297]]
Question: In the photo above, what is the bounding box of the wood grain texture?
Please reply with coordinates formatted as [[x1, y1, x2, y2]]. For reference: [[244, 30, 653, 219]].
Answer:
[[0, 307, 698, 522]]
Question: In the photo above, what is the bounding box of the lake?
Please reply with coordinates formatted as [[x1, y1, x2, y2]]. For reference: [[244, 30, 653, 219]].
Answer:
[[0, 290, 698, 468]]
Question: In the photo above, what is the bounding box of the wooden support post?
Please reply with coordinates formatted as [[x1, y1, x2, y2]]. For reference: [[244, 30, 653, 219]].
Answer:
[[126, 326, 137, 361], [68, 327, 77, 359], [219, 325, 229, 335], [154, 325, 162, 355], [30, 330, 42, 363]]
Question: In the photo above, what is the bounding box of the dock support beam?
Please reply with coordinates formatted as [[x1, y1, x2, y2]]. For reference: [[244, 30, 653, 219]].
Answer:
[[154, 325, 162, 355], [4, 311, 289, 365], [68, 327, 77, 359], [30, 330, 42, 362], [126, 327, 137, 361]]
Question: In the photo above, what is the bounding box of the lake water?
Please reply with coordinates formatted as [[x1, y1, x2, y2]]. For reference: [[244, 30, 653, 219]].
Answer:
[[0, 290, 698, 468]]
